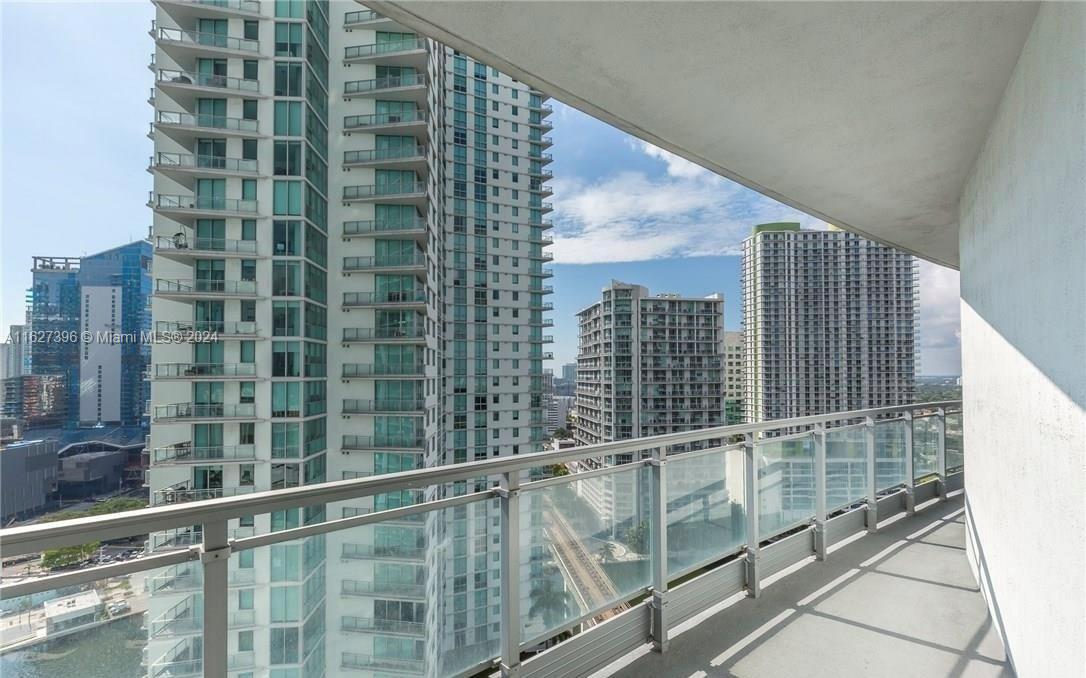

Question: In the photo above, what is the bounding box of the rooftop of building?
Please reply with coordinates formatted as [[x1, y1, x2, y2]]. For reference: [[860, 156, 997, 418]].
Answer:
[[44, 590, 101, 619]]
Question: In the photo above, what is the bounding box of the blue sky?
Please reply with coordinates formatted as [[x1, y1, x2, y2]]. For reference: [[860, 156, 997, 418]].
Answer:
[[0, 2, 962, 375]]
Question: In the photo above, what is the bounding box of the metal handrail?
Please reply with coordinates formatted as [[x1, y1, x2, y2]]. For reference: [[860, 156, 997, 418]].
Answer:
[[0, 400, 959, 557], [153, 152, 258, 174], [343, 182, 426, 199], [154, 26, 260, 53], [343, 73, 425, 94], [156, 68, 259, 93], [344, 37, 426, 59], [343, 219, 426, 235], [343, 146, 426, 164], [343, 110, 426, 129], [155, 110, 259, 133]]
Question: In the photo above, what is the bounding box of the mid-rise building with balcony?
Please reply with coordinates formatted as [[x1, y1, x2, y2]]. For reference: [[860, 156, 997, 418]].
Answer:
[[146, 1, 552, 675], [574, 282, 726, 537]]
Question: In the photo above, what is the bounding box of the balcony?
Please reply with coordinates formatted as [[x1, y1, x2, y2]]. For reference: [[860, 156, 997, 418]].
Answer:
[[343, 145, 427, 172], [343, 253, 427, 273], [342, 217, 427, 241], [341, 653, 425, 675], [341, 616, 425, 637], [341, 435, 426, 452], [152, 401, 257, 423], [341, 579, 426, 599], [342, 362, 426, 379], [344, 37, 427, 68], [154, 362, 258, 380], [342, 181, 427, 206], [154, 68, 261, 96], [2, 402, 998, 678], [152, 444, 257, 465], [155, 320, 261, 339], [149, 192, 258, 217], [151, 151, 259, 178], [152, 481, 255, 506], [342, 542, 425, 562], [151, 24, 261, 57], [343, 73, 427, 102], [343, 110, 427, 135], [153, 110, 261, 138], [154, 234, 260, 260], [342, 398, 425, 415], [343, 290, 427, 309], [154, 0, 261, 18], [154, 278, 258, 299], [342, 326, 426, 343], [343, 9, 397, 29]]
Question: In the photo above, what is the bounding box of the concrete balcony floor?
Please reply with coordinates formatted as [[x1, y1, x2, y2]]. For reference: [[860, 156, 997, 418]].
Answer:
[[603, 495, 1011, 678]]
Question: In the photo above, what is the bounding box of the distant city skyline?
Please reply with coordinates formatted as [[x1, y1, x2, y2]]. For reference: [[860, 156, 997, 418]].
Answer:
[[0, 2, 961, 376]]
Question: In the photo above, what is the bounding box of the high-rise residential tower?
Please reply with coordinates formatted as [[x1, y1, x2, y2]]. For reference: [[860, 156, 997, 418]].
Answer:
[[741, 223, 917, 424], [146, 2, 552, 676]]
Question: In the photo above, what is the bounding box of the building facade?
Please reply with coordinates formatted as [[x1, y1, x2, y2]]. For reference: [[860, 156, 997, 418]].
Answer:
[[741, 222, 917, 423], [723, 330, 743, 424], [146, 2, 553, 676], [0, 438, 58, 522], [78, 241, 154, 427]]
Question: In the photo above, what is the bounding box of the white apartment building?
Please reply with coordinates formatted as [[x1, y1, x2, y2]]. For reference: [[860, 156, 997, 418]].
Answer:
[[741, 223, 917, 424], [146, 2, 552, 676]]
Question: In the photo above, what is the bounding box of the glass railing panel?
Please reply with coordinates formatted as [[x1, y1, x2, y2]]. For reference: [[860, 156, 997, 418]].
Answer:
[[324, 496, 499, 677], [875, 418, 909, 491], [912, 415, 940, 479], [945, 412, 964, 472], [825, 424, 868, 511], [519, 464, 652, 643], [666, 445, 746, 576], [0, 566, 156, 677], [757, 434, 815, 539]]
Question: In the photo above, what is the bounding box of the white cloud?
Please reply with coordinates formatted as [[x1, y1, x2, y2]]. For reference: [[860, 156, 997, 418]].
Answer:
[[551, 141, 827, 264], [916, 260, 962, 374]]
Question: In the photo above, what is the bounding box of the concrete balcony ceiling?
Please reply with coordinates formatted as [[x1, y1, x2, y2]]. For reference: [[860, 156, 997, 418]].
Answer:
[[366, 1, 1041, 268]]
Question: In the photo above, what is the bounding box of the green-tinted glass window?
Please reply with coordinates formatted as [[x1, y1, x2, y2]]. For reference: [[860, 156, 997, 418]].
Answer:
[[275, 23, 303, 57], [274, 62, 302, 96], [274, 141, 301, 175], [274, 101, 302, 135], [274, 0, 304, 18], [243, 20, 259, 41], [241, 99, 258, 121], [242, 60, 258, 81], [273, 181, 302, 215]]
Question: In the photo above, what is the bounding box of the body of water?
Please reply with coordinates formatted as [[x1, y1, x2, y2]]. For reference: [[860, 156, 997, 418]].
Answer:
[[0, 616, 145, 678]]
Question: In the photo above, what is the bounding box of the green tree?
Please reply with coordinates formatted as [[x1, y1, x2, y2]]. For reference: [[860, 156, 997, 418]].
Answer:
[[41, 542, 100, 570], [598, 541, 617, 563], [552, 428, 571, 440]]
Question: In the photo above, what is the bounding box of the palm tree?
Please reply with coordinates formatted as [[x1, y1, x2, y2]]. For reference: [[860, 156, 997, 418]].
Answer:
[[598, 541, 617, 563], [529, 576, 576, 630]]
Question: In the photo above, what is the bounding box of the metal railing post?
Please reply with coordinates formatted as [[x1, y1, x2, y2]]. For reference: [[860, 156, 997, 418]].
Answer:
[[864, 416, 878, 534], [201, 520, 229, 678], [812, 425, 828, 561], [743, 433, 761, 597], [903, 411, 916, 515], [649, 446, 669, 652], [498, 471, 522, 677], [936, 407, 948, 501]]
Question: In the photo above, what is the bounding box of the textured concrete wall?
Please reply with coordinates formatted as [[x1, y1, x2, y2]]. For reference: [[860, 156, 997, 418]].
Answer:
[[959, 4, 1086, 675]]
